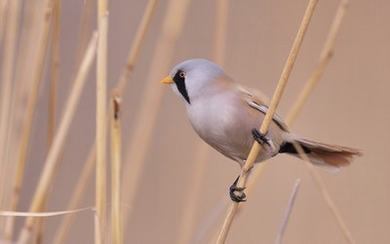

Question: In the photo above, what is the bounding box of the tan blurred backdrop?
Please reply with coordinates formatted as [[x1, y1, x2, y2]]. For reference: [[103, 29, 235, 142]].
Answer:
[[12, 0, 390, 243]]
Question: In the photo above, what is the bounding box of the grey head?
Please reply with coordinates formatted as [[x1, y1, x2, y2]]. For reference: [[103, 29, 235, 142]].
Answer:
[[162, 58, 225, 105]]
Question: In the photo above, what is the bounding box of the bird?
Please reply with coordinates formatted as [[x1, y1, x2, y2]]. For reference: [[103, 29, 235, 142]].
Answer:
[[160, 58, 361, 202]]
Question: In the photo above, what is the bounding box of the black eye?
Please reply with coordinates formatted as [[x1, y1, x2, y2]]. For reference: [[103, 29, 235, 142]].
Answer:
[[179, 71, 185, 78]]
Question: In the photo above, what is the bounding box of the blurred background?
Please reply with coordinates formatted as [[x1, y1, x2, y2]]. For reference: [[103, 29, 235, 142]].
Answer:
[[1, 0, 389, 243]]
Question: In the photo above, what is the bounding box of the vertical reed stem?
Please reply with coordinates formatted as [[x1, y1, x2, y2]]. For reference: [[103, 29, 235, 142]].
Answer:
[[95, 0, 108, 243], [34, 2, 62, 243], [0, 0, 21, 214], [110, 92, 122, 244], [53, 1, 158, 242], [5, 0, 54, 240], [0, 0, 20, 239]]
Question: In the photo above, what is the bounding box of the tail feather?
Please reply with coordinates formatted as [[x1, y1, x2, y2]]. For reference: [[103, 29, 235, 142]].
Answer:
[[280, 137, 362, 168]]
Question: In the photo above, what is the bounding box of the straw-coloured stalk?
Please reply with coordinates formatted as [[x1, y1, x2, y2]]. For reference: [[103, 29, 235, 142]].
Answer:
[[0, 0, 20, 238], [286, 0, 349, 125], [73, 0, 94, 73], [121, 0, 192, 228], [95, 0, 108, 243], [247, 0, 350, 195], [274, 179, 301, 244], [0, 0, 8, 46], [0, 0, 20, 211], [248, 0, 350, 195], [213, 0, 228, 64], [286, 3, 355, 243], [34, 2, 62, 243], [16, 32, 98, 244], [114, 0, 158, 93], [216, 1, 319, 243], [110, 92, 122, 244], [47, 0, 61, 148], [5, 0, 53, 240], [53, 1, 158, 242], [247, 0, 354, 242]]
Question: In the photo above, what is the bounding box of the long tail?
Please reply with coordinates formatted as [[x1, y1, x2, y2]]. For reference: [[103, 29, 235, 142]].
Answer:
[[279, 136, 362, 168]]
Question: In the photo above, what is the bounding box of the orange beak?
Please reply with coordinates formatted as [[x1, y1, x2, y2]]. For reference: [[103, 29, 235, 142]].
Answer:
[[160, 75, 174, 84]]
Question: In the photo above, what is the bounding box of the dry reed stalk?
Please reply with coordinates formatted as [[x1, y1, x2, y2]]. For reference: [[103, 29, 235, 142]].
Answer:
[[121, 0, 192, 229], [110, 92, 123, 244], [286, 0, 349, 125], [274, 179, 301, 244], [16, 32, 98, 244], [52, 1, 158, 242], [47, 0, 61, 148], [52, 146, 96, 244], [73, 0, 94, 73], [0, 0, 21, 217], [0, 0, 8, 46], [95, 1, 108, 243], [34, 2, 62, 243], [176, 1, 228, 242], [0, 0, 21, 205], [247, 0, 350, 194], [0, 0, 19, 238], [4, 0, 55, 240], [114, 0, 158, 93], [247, 1, 354, 242], [216, 0, 319, 243], [286, 2, 355, 243], [213, 0, 228, 64]]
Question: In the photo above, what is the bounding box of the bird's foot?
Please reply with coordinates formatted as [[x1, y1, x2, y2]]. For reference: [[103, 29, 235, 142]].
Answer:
[[229, 176, 247, 202], [251, 128, 276, 152]]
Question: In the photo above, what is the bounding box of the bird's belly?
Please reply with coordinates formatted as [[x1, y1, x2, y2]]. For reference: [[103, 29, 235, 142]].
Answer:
[[187, 101, 254, 162]]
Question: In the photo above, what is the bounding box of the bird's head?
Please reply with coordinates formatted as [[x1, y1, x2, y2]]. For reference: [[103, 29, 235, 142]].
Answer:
[[160, 59, 225, 105]]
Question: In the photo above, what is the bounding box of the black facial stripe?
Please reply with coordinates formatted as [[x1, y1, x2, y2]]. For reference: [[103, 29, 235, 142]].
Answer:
[[173, 69, 190, 104]]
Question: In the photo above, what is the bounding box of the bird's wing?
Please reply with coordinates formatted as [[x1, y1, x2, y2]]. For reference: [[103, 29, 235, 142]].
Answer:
[[238, 86, 289, 132]]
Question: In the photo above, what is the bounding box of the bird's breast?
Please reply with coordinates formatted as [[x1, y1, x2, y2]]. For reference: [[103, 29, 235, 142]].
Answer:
[[186, 93, 252, 161]]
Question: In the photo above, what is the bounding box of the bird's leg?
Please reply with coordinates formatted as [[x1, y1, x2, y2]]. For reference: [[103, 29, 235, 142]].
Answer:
[[229, 176, 247, 202], [251, 128, 276, 153]]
